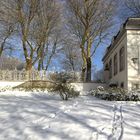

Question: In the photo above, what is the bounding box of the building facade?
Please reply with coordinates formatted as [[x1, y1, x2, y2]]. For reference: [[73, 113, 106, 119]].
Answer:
[[102, 18, 140, 90]]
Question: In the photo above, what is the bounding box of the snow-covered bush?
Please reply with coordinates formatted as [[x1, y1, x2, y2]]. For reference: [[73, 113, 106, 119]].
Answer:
[[48, 83, 79, 100], [89, 86, 140, 101], [48, 72, 78, 83], [48, 72, 79, 100]]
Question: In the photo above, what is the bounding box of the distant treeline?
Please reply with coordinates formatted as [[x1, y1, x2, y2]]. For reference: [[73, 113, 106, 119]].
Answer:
[[0, 55, 25, 70]]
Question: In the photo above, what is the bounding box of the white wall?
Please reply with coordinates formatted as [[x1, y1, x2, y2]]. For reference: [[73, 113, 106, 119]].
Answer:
[[127, 30, 140, 90], [103, 33, 128, 89]]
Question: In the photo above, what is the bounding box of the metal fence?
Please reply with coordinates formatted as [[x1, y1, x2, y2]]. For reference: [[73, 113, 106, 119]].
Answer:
[[0, 70, 81, 82]]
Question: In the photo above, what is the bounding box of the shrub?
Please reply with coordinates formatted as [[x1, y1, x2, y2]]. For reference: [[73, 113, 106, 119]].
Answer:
[[48, 72, 79, 100], [48, 83, 79, 100], [89, 86, 140, 101], [48, 72, 78, 83]]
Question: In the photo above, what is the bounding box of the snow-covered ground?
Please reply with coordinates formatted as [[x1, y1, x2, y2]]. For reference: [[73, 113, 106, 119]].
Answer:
[[0, 81, 23, 88], [0, 91, 140, 140]]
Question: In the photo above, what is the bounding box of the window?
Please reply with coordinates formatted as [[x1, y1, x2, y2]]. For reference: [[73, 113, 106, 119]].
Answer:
[[120, 82, 124, 88], [109, 59, 112, 79], [114, 53, 118, 75], [104, 64, 109, 71], [119, 47, 125, 71]]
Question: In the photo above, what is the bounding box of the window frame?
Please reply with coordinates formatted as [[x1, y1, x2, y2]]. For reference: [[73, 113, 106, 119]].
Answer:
[[120, 82, 124, 88], [109, 59, 112, 79], [114, 53, 118, 76], [119, 46, 125, 72]]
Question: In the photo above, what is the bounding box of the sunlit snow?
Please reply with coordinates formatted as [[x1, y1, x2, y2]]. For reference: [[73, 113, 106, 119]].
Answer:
[[0, 83, 140, 140]]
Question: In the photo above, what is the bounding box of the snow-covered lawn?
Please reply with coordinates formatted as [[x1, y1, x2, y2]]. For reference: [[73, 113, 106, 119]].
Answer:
[[0, 82, 23, 88], [0, 91, 140, 140]]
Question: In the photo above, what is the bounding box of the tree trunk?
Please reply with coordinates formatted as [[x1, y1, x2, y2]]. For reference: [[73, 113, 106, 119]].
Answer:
[[38, 58, 44, 71], [0, 37, 8, 57], [81, 66, 86, 82], [81, 47, 87, 82], [38, 59, 42, 71], [26, 58, 32, 71], [0, 47, 3, 57], [86, 57, 91, 82], [45, 56, 52, 71]]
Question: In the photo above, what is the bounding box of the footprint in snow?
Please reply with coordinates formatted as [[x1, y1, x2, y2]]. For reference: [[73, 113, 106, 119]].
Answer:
[[73, 101, 78, 107], [42, 125, 50, 130], [60, 105, 66, 110], [65, 109, 71, 113], [32, 117, 45, 124], [49, 113, 56, 118]]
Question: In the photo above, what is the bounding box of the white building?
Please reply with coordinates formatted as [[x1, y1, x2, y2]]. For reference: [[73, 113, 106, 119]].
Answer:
[[102, 18, 140, 90]]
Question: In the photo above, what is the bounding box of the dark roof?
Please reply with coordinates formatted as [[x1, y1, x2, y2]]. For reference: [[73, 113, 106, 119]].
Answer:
[[102, 17, 140, 62]]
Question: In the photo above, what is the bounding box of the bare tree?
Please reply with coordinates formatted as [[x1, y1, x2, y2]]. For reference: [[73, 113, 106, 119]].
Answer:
[[0, 55, 25, 70], [45, 32, 63, 71], [124, 0, 140, 17], [0, 1, 16, 57], [0, 0, 61, 71], [65, 0, 116, 81], [0, 0, 39, 70], [62, 35, 82, 71], [0, 25, 14, 57], [32, 0, 62, 71]]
